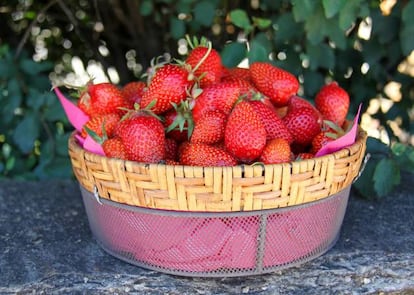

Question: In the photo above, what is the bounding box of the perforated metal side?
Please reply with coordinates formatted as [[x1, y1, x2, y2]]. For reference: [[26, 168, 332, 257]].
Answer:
[[80, 186, 350, 277]]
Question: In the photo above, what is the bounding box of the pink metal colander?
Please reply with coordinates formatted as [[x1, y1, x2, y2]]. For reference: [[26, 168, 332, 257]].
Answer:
[[80, 185, 351, 277]]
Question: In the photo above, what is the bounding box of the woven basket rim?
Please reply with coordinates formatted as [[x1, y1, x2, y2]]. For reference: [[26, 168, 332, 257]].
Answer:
[[68, 128, 367, 212]]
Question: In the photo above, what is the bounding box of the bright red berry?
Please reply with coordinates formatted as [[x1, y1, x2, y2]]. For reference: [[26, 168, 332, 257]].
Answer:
[[179, 143, 237, 167], [190, 110, 227, 145], [259, 138, 292, 164], [315, 82, 350, 127], [81, 113, 121, 139], [102, 137, 127, 160], [116, 114, 166, 163], [186, 45, 222, 87], [140, 64, 194, 114], [250, 100, 293, 143], [78, 82, 131, 117], [224, 101, 267, 163], [122, 81, 146, 105], [192, 81, 241, 122], [283, 107, 322, 146], [250, 62, 299, 107]]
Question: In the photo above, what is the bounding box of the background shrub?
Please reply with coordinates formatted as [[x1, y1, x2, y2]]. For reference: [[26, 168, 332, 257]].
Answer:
[[0, 0, 413, 198]]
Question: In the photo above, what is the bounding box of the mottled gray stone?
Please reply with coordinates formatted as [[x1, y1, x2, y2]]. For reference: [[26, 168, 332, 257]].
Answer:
[[0, 173, 413, 294]]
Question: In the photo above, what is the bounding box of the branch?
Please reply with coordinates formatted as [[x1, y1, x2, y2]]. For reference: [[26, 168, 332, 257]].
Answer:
[[15, 0, 59, 59]]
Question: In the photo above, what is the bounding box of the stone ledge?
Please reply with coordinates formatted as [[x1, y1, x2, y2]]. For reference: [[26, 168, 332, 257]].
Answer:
[[0, 173, 413, 294]]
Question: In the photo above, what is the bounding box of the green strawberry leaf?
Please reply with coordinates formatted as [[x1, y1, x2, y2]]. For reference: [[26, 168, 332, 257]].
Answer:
[[353, 156, 378, 199], [252, 17, 272, 30], [170, 17, 185, 40], [220, 42, 247, 68], [322, 0, 346, 18], [230, 9, 253, 32], [194, 1, 215, 27], [292, 0, 316, 22], [366, 136, 389, 157], [12, 112, 40, 154], [140, 0, 153, 16], [373, 158, 400, 197]]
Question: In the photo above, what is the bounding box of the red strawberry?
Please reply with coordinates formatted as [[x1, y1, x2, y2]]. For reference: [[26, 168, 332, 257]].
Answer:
[[81, 113, 121, 139], [315, 82, 350, 126], [250, 100, 293, 143], [222, 67, 252, 82], [165, 159, 180, 165], [140, 64, 194, 114], [116, 113, 165, 163], [295, 152, 314, 160], [259, 138, 292, 164], [78, 82, 131, 117], [179, 143, 237, 167], [186, 40, 222, 87], [224, 101, 267, 163], [165, 138, 179, 161], [122, 81, 146, 105], [282, 107, 322, 146], [192, 81, 240, 122], [287, 95, 323, 122], [221, 77, 258, 99], [288, 95, 317, 112], [310, 131, 336, 154], [164, 101, 193, 143], [250, 62, 299, 107], [310, 120, 346, 154], [190, 110, 227, 145], [102, 137, 127, 160]]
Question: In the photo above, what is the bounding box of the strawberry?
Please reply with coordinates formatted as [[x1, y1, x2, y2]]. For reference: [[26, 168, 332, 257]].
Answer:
[[192, 81, 240, 122], [186, 37, 222, 87], [164, 101, 193, 143], [140, 64, 194, 114], [315, 82, 350, 126], [224, 101, 267, 163], [287, 95, 317, 112], [122, 81, 146, 105], [287, 95, 323, 122], [222, 67, 252, 82], [250, 62, 299, 107], [179, 143, 237, 167], [190, 110, 227, 145], [310, 131, 336, 154], [78, 82, 131, 117], [165, 159, 180, 165], [259, 138, 292, 164], [165, 138, 179, 161], [310, 120, 346, 154], [282, 107, 322, 146], [116, 113, 165, 163], [295, 152, 314, 160], [81, 113, 121, 139], [250, 100, 293, 143], [221, 77, 257, 99], [102, 137, 127, 160]]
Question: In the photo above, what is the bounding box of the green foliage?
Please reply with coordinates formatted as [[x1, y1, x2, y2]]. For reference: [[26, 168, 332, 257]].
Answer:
[[0, 45, 73, 180], [0, 0, 413, 199], [354, 138, 414, 199]]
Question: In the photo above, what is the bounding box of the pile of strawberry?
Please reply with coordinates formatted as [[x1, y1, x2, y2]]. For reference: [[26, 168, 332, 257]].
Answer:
[[76, 38, 350, 166]]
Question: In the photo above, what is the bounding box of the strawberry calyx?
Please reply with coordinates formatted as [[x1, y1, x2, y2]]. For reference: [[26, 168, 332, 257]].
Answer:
[[120, 100, 164, 123], [144, 55, 171, 85], [321, 119, 347, 139], [165, 99, 194, 139], [83, 121, 108, 145]]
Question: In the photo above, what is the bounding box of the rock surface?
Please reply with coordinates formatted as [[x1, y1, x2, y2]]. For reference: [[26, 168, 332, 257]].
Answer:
[[0, 173, 413, 294]]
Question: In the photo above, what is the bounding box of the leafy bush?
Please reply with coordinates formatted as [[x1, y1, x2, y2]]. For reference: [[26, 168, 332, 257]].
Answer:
[[0, 0, 413, 198], [0, 45, 73, 179]]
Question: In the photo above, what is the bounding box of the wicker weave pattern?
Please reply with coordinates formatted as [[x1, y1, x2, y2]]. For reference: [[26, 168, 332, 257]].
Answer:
[[68, 130, 367, 212]]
